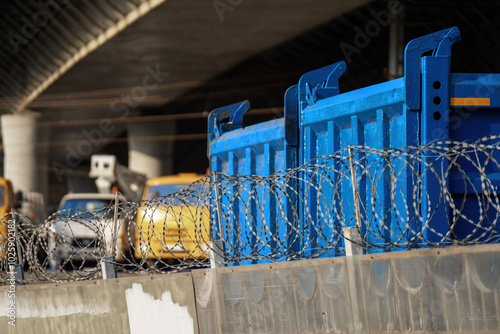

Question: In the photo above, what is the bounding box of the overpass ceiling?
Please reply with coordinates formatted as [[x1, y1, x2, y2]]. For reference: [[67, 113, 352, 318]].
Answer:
[[3, 0, 500, 202], [0, 0, 373, 114], [0, 0, 169, 113]]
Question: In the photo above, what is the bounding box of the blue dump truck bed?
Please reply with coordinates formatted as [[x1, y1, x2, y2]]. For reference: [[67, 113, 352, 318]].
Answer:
[[207, 27, 500, 265]]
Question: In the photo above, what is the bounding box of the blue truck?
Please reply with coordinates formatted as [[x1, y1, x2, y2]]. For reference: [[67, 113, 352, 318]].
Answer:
[[207, 27, 500, 265]]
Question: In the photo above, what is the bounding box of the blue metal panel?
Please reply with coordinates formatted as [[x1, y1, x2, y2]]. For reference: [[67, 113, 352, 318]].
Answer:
[[208, 27, 500, 263], [296, 61, 347, 257], [208, 98, 298, 265], [421, 56, 451, 245], [299, 75, 415, 254], [446, 73, 500, 243], [404, 26, 461, 111], [298, 27, 465, 255]]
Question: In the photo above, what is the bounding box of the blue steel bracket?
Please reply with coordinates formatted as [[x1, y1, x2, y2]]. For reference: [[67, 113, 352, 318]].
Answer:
[[207, 100, 250, 153], [298, 61, 347, 110], [404, 26, 461, 111]]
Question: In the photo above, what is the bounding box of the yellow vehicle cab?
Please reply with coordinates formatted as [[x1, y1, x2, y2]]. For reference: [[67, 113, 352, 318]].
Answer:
[[134, 173, 210, 262], [0, 178, 15, 259]]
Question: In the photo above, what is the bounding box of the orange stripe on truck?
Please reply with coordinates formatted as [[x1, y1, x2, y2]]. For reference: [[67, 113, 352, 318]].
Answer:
[[450, 97, 490, 106]]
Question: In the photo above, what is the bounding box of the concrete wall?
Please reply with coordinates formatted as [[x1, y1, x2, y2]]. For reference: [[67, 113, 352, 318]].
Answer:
[[1, 244, 500, 333], [0, 273, 198, 334], [192, 244, 500, 334]]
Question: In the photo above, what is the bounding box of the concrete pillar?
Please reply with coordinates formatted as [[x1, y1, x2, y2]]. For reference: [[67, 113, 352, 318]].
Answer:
[[1, 111, 49, 199], [127, 121, 175, 179], [388, 4, 404, 80]]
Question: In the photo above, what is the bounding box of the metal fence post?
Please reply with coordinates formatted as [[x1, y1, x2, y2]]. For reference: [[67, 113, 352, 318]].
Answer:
[[210, 176, 226, 268], [101, 193, 118, 279], [345, 146, 364, 256]]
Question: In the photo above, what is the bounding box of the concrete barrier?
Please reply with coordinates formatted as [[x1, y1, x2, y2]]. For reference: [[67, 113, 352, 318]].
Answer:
[[1, 244, 500, 333], [0, 273, 199, 334], [192, 244, 500, 333]]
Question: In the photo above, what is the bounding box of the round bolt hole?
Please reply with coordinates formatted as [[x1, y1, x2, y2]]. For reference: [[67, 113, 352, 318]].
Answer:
[[433, 81, 441, 89], [433, 112, 441, 120], [433, 96, 441, 105]]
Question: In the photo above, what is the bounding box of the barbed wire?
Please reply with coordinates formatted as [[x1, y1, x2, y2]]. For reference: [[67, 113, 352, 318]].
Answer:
[[2, 136, 500, 283]]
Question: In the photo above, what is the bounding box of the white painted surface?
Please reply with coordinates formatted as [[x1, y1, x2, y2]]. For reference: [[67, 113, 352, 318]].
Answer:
[[125, 283, 194, 334], [0, 293, 110, 318]]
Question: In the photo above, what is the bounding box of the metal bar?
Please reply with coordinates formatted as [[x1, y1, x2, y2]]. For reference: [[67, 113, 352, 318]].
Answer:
[[101, 193, 118, 279], [349, 146, 363, 231], [211, 169, 226, 268]]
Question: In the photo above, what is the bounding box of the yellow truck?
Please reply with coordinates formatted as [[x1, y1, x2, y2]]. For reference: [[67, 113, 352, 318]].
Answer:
[[0, 178, 15, 259], [134, 174, 210, 262]]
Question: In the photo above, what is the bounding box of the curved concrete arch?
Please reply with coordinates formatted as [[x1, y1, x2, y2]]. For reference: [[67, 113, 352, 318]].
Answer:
[[0, 0, 166, 113]]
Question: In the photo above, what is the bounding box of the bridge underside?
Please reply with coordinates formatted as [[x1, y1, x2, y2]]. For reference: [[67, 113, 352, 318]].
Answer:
[[1, 0, 500, 206]]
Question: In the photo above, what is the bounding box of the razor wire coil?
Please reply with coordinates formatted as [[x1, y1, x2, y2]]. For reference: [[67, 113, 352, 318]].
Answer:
[[2, 136, 500, 283]]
